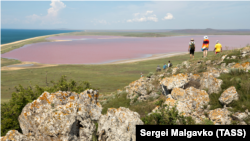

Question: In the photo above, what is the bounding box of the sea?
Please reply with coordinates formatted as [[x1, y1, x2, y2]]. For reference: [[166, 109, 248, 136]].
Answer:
[[1, 29, 82, 44]]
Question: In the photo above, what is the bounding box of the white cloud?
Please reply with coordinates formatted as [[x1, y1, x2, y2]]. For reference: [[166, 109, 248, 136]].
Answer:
[[47, 0, 66, 17], [25, 0, 66, 24], [162, 13, 173, 20], [145, 10, 153, 15], [127, 11, 158, 23], [98, 20, 107, 24]]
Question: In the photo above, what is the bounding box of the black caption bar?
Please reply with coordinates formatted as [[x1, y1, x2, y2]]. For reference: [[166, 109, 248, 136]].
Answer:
[[136, 125, 249, 140]]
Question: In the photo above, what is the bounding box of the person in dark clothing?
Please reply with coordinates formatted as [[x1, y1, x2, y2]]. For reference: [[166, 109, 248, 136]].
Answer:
[[156, 65, 161, 72], [188, 38, 195, 59]]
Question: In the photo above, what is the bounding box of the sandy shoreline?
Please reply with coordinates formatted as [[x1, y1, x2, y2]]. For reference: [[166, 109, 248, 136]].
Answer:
[[105, 52, 188, 64]]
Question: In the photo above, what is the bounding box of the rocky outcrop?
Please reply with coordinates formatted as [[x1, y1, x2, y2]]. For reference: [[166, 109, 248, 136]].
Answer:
[[0, 130, 35, 141], [125, 77, 159, 104], [219, 86, 239, 105], [97, 107, 143, 141], [206, 67, 220, 78], [208, 108, 232, 125], [160, 73, 189, 91], [2, 90, 102, 141], [200, 72, 223, 94], [241, 47, 250, 57], [232, 62, 250, 72], [172, 67, 179, 74]]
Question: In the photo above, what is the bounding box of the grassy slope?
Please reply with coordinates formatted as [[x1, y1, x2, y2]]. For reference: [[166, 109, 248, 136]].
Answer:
[[1, 51, 209, 103]]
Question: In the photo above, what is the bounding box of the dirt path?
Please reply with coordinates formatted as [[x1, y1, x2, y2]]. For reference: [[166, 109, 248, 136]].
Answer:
[[1, 61, 58, 71]]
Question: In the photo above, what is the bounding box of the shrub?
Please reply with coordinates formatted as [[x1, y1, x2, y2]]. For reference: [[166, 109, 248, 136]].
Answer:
[[1, 75, 93, 136], [147, 72, 154, 78]]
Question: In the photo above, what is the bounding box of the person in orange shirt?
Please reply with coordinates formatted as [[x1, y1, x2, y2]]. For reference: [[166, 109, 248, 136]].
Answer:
[[202, 36, 209, 58]]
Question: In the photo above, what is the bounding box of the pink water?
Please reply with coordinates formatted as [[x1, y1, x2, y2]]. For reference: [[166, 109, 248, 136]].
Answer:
[[2, 35, 250, 64]]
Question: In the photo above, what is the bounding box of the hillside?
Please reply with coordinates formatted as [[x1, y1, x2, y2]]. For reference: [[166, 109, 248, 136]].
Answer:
[[1, 45, 250, 140]]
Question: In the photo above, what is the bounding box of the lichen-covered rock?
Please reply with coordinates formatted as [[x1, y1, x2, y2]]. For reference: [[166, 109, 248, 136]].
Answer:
[[0, 130, 35, 141], [227, 62, 236, 68], [200, 72, 223, 94], [231, 62, 250, 72], [172, 67, 179, 74], [206, 67, 220, 78], [125, 77, 159, 104], [171, 87, 209, 112], [182, 61, 190, 68], [97, 107, 143, 141], [241, 46, 250, 57], [188, 74, 201, 82], [221, 55, 227, 61], [220, 68, 230, 74], [17, 90, 102, 141], [208, 108, 232, 125], [232, 112, 248, 121], [164, 97, 192, 116], [219, 86, 239, 105], [206, 60, 211, 65], [221, 63, 226, 68], [160, 73, 189, 91]]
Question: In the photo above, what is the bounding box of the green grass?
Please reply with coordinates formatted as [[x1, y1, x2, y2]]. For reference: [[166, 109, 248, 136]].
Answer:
[[1, 58, 21, 67], [1, 52, 202, 102]]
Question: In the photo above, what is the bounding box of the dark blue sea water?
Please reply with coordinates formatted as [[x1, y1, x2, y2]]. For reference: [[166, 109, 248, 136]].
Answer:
[[1, 29, 82, 44]]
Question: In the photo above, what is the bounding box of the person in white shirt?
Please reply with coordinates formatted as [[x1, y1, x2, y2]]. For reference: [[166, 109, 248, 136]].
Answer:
[[168, 61, 172, 67]]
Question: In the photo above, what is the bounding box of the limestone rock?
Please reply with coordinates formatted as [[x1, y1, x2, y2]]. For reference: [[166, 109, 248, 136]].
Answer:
[[219, 86, 239, 105], [231, 56, 237, 59], [221, 63, 226, 68], [208, 108, 232, 125], [164, 97, 192, 116], [241, 47, 250, 57], [206, 60, 211, 65], [125, 77, 159, 104], [200, 72, 223, 94], [182, 61, 190, 68], [171, 87, 209, 112], [232, 112, 248, 121], [160, 73, 189, 91], [227, 62, 236, 68], [97, 107, 143, 141], [221, 55, 227, 61], [0, 130, 35, 141], [220, 68, 230, 74], [231, 62, 250, 72], [17, 90, 102, 141], [206, 67, 220, 78], [172, 67, 179, 75]]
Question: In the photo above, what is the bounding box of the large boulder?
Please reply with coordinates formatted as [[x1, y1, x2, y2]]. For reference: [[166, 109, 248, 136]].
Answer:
[[171, 87, 209, 112], [208, 108, 232, 125], [160, 73, 189, 91], [1, 130, 35, 141], [206, 67, 220, 78], [200, 72, 223, 94], [97, 107, 143, 141], [219, 86, 239, 105], [161, 87, 209, 117], [231, 62, 250, 72], [125, 77, 159, 104], [15, 90, 102, 141]]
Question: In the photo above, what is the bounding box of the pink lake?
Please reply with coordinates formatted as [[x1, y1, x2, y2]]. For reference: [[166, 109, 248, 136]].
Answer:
[[2, 35, 250, 64]]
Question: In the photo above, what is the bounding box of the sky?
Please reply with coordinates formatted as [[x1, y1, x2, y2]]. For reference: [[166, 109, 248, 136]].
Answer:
[[1, 0, 250, 30]]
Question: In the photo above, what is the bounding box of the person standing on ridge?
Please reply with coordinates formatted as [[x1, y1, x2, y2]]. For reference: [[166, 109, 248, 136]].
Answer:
[[163, 63, 167, 70], [168, 61, 172, 68], [156, 65, 161, 72], [141, 72, 143, 77], [202, 36, 209, 58], [188, 38, 195, 59], [214, 40, 222, 54]]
